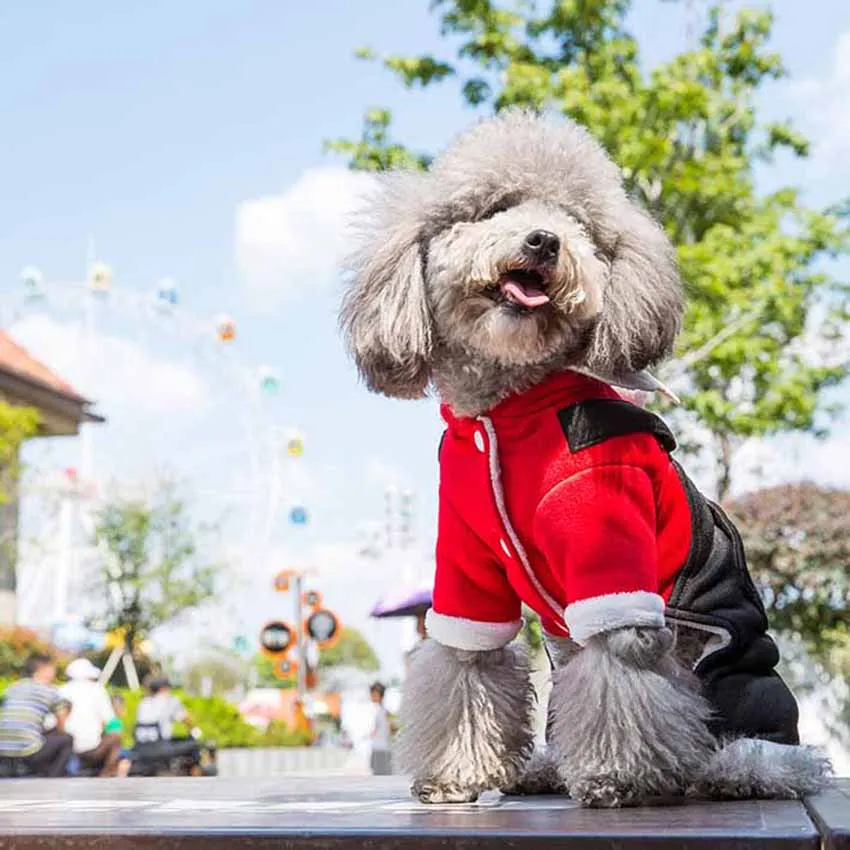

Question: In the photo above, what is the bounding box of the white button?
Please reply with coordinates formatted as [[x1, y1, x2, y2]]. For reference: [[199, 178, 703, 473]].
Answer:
[[474, 431, 486, 452], [500, 539, 512, 558]]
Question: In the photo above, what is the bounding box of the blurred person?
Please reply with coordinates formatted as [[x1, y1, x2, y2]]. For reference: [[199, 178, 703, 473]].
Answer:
[[404, 609, 431, 674], [60, 658, 123, 777], [415, 612, 428, 642], [134, 677, 192, 743], [133, 677, 206, 775], [369, 681, 393, 776], [0, 654, 73, 777], [105, 693, 132, 778]]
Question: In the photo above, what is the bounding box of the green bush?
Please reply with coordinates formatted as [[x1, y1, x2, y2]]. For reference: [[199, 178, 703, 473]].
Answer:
[[260, 720, 313, 748], [112, 688, 310, 749], [0, 626, 67, 679]]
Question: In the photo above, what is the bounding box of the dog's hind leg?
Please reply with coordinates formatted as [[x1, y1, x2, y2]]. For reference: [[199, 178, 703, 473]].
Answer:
[[396, 639, 535, 804], [549, 627, 716, 808], [692, 738, 832, 800], [689, 669, 832, 799]]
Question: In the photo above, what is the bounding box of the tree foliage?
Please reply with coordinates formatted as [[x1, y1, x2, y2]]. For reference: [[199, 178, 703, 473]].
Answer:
[[327, 0, 849, 500], [182, 649, 248, 696], [0, 403, 40, 607], [317, 626, 380, 672], [0, 403, 40, 505], [727, 482, 850, 660], [0, 625, 63, 679], [92, 482, 223, 648]]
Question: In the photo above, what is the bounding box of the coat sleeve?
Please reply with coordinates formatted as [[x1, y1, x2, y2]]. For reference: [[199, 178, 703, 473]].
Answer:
[[533, 463, 665, 645], [427, 494, 523, 651]]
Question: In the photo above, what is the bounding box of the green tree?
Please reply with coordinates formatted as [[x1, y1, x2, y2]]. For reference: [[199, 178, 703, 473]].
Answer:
[[182, 648, 249, 696], [0, 403, 40, 501], [0, 403, 40, 624], [327, 0, 849, 501], [92, 481, 223, 651], [318, 626, 380, 672], [727, 482, 850, 662], [252, 653, 296, 689]]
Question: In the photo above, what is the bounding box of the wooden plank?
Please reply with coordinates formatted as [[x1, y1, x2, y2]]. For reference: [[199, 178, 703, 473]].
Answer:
[[0, 777, 821, 850], [804, 779, 850, 850]]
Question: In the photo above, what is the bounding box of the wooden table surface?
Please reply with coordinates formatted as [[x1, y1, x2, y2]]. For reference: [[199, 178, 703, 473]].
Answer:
[[0, 776, 845, 850], [804, 779, 850, 850]]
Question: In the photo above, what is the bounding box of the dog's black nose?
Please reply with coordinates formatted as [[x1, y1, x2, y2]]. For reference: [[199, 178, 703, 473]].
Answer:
[[523, 230, 560, 262]]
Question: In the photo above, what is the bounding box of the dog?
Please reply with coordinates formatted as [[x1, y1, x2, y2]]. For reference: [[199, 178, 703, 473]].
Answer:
[[339, 109, 830, 807]]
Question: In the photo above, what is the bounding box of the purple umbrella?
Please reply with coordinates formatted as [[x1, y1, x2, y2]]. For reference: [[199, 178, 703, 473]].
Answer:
[[370, 585, 433, 619]]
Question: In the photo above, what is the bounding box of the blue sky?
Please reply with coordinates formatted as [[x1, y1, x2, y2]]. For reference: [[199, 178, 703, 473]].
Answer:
[[1, 0, 848, 677]]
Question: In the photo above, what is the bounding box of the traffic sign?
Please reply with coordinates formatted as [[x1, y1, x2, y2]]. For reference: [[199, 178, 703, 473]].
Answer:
[[273, 658, 298, 681], [303, 590, 322, 608], [304, 609, 341, 648], [273, 570, 294, 592], [259, 620, 295, 658]]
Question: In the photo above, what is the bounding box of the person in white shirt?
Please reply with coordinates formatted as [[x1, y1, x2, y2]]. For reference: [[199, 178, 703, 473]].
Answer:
[[60, 658, 122, 777], [369, 681, 393, 775], [134, 678, 191, 743]]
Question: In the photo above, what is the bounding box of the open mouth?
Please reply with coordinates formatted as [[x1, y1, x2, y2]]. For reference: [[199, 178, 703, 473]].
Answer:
[[485, 269, 551, 310]]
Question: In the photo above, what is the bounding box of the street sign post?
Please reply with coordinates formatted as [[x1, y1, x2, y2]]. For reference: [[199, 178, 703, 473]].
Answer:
[[304, 609, 341, 649], [259, 620, 294, 659]]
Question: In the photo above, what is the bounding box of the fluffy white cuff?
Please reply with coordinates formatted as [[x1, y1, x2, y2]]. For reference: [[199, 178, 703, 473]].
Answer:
[[425, 610, 522, 651], [564, 591, 665, 645]]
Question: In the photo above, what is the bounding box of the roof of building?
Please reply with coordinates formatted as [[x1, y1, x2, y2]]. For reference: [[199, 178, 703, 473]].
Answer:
[[0, 332, 86, 401], [0, 331, 104, 432]]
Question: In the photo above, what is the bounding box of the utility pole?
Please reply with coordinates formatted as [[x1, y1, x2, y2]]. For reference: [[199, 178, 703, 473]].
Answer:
[[293, 570, 306, 700]]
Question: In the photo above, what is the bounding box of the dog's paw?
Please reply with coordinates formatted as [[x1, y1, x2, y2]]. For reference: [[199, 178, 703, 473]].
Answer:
[[411, 779, 480, 804], [501, 750, 567, 796], [569, 776, 685, 809]]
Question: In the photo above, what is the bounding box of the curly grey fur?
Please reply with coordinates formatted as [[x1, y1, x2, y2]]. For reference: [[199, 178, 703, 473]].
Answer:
[[396, 639, 536, 803], [549, 627, 716, 808], [501, 747, 568, 796], [543, 632, 582, 668], [339, 109, 683, 416], [691, 738, 832, 800], [340, 171, 433, 399]]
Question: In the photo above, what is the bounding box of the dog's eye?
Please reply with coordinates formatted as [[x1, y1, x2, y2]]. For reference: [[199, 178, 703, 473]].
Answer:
[[479, 196, 518, 220], [483, 203, 510, 219]]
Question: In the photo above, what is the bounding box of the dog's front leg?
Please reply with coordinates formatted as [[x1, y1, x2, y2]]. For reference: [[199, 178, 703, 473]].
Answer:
[[549, 626, 715, 808], [395, 638, 535, 804]]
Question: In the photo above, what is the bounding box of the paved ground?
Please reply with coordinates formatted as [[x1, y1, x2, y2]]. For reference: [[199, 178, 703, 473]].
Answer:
[[0, 777, 846, 849]]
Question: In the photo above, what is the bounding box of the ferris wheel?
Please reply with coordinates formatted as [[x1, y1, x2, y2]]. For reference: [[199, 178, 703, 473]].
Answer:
[[1, 250, 309, 646]]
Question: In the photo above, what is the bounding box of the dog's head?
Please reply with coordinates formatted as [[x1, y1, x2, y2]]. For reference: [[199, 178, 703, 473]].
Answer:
[[340, 109, 683, 400]]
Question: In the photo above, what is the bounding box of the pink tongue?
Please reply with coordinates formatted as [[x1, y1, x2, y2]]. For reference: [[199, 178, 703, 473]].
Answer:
[[501, 280, 550, 308]]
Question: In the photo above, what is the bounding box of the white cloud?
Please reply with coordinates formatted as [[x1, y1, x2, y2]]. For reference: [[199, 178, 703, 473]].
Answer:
[[9, 314, 209, 414], [364, 458, 408, 491], [235, 166, 376, 309], [789, 30, 850, 168], [732, 427, 850, 497]]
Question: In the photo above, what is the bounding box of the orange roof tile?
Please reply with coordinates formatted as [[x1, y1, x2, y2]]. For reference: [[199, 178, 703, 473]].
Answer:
[[0, 331, 86, 402]]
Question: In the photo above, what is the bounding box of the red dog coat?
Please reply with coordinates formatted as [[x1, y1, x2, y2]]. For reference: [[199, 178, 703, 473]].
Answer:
[[429, 370, 694, 648]]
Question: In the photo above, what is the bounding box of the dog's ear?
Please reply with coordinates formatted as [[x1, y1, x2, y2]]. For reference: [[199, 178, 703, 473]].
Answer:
[[340, 172, 433, 399], [588, 203, 683, 375]]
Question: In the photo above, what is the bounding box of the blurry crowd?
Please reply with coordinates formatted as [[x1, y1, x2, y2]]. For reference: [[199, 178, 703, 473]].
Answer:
[[0, 653, 203, 779]]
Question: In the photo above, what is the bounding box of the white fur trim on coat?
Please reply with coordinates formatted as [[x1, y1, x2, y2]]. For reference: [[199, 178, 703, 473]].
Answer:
[[564, 591, 665, 645], [426, 610, 522, 651]]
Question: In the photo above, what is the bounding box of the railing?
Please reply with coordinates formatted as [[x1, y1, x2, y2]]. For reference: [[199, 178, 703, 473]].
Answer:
[[216, 746, 358, 777]]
